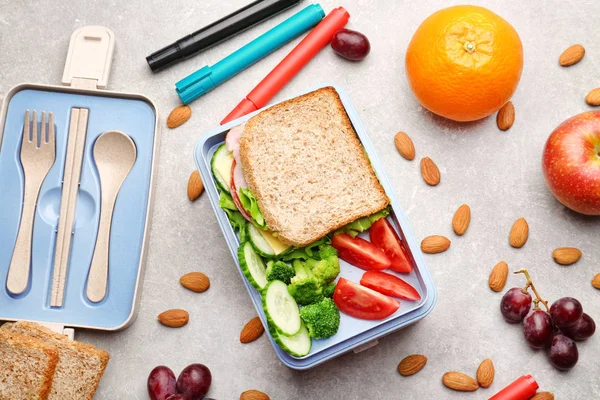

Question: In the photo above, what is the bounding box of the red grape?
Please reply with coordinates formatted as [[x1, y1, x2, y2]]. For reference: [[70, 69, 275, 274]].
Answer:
[[148, 366, 177, 400], [550, 297, 583, 328], [500, 288, 532, 323], [561, 313, 596, 341], [176, 364, 212, 400], [548, 334, 578, 370], [522, 310, 553, 349], [331, 29, 371, 61]]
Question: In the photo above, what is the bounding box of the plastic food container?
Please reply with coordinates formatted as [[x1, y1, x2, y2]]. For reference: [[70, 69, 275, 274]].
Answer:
[[194, 84, 436, 369], [0, 26, 159, 337]]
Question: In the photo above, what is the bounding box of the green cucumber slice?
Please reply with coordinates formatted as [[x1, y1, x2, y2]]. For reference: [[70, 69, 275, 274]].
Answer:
[[272, 321, 312, 357], [211, 144, 233, 193], [262, 280, 301, 336], [248, 223, 275, 258], [237, 242, 267, 290]]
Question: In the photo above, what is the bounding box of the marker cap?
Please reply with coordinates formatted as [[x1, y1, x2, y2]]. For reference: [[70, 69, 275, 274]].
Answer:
[[489, 375, 539, 400]]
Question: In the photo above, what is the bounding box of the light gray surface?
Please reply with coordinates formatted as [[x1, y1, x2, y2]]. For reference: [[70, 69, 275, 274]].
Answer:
[[1, 0, 599, 398]]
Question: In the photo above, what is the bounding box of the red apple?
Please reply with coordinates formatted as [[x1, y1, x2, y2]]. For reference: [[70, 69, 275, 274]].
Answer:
[[542, 111, 600, 215]]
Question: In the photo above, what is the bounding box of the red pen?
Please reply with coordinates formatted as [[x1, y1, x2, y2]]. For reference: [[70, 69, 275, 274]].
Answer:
[[221, 6, 350, 125]]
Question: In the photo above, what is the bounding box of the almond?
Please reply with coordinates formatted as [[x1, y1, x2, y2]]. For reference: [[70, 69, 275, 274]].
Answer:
[[442, 372, 479, 392], [552, 247, 582, 265], [559, 44, 585, 66], [452, 204, 471, 236], [421, 235, 451, 254], [489, 261, 509, 292], [180, 272, 210, 293], [157, 309, 189, 328], [240, 316, 264, 344], [585, 88, 600, 106], [476, 358, 495, 388], [167, 105, 192, 129], [240, 390, 270, 400], [394, 131, 416, 160], [509, 217, 529, 248], [592, 274, 600, 289], [420, 157, 441, 186], [398, 354, 427, 376], [530, 392, 554, 400], [496, 101, 515, 131], [188, 170, 204, 201]]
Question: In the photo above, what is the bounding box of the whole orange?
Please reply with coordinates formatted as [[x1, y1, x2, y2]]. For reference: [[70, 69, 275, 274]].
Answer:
[[405, 5, 523, 122]]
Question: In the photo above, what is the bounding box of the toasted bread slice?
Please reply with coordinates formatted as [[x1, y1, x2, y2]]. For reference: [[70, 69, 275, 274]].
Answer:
[[239, 86, 389, 247], [0, 328, 58, 400], [2, 321, 110, 400]]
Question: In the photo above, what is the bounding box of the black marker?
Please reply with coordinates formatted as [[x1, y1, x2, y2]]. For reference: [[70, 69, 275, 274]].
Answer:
[[146, 0, 303, 72]]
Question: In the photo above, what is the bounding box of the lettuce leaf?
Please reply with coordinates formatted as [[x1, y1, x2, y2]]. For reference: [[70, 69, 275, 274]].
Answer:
[[238, 188, 267, 229], [219, 192, 248, 236], [333, 207, 391, 237]]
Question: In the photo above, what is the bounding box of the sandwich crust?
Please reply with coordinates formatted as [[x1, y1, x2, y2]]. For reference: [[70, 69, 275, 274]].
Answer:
[[239, 87, 389, 247]]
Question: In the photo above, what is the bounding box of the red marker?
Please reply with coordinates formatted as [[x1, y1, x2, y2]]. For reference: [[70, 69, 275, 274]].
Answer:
[[221, 6, 350, 125], [489, 375, 539, 400]]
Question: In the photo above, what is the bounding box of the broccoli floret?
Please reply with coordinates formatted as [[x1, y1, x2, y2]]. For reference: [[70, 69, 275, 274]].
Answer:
[[318, 244, 338, 260], [322, 282, 336, 298], [300, 298, 341, 339], [306, 256, 340, 285], [288, 260, 323, 305], [266, 261, 295, 284]]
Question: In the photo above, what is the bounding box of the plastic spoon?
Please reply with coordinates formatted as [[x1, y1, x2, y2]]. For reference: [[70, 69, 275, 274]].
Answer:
[[86, 130, 136, 303]]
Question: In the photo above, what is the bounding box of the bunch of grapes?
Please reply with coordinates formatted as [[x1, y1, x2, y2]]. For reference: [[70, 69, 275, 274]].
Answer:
[[500, 269, 596, 370]]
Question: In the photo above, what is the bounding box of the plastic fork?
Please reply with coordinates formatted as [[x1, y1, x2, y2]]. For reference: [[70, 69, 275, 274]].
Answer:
[[7, 110, 56, 295]]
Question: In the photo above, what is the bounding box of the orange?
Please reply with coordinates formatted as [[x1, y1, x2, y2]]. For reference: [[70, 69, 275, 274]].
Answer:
[[405, 5, 523, 122]]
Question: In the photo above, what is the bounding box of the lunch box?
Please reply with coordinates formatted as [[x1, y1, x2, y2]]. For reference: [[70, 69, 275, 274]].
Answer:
[[0, 26, 159, 337], [195, 84, 436, 370]]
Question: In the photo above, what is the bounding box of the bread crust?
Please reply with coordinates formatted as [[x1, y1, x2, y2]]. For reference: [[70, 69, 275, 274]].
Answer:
[[239, 87, 389, 247]]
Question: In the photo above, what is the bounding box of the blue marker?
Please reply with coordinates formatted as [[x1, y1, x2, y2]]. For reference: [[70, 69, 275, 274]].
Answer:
[[176, 4, 325, 104]]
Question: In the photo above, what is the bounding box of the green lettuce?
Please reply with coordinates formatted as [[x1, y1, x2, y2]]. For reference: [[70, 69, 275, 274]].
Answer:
[[333, 207, 391, 237], [219, 192, 248, 240], [238, 188, 267, 229]]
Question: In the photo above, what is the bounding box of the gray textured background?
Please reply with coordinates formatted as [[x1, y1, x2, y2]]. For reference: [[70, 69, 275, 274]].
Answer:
[[1, 0, 600, 398]]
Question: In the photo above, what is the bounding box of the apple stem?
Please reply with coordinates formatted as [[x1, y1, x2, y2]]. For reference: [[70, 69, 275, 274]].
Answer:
[[515, 269, 550, 311]]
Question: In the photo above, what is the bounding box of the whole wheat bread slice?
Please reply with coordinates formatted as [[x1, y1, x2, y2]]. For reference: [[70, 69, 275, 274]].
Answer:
[[239, 86, 389, 247], [0, 328, 58, 400], [2, 321, 110, 400]]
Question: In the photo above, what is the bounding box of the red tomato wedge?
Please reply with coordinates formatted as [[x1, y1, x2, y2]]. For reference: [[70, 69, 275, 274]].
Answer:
[[332, 234, 391, 270], [360, 271, 421, 301], [370, 218, 413, 273], [230, 160, 252, 222], [333, 278, 400, 320]]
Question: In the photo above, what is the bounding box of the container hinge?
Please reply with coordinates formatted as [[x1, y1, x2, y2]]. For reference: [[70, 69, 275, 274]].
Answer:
[[35, 322, 75, 340], [62, 26, 115, 90]]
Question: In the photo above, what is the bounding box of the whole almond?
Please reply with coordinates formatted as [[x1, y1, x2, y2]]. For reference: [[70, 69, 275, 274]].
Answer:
[[496, 101, 515, 131], [421, 235, 451, 254], [157, 309, 189, 328], [167, 105, 192, 129], [420, 157, 441, 186], [180, 272, 210, 293], [585, 88, 600, 106], [559, 44, 585, 66], [489, 261, 509, 292], [240, 316, 264, 344], [476, 358, 495, 388], [398, 354, 427, 376], [530, 392, 555, 400], [509, 217, 529, 248], [188, 170, 204, 201], [240, 390, 270, 400], [592, 274, 600, 289], [552, 247, 582, 265], [442, 372, 479, 392], [394, 131, 416, 160], [452, 204, 471, 236]]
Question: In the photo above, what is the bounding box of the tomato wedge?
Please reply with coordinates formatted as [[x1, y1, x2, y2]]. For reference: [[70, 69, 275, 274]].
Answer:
[[332, 234, 391, 270], [370, 218, 413, 273], [360, 271, 421, 301], [333, 278, 400, 320], [230, 160, 252, 222]]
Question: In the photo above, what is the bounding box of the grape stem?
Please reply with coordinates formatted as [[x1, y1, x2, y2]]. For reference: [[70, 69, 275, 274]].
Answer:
[[514, 269, 550, 311]]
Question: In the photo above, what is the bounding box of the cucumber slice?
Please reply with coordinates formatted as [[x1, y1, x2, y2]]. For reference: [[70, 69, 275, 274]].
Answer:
[[248, 223, 275, 258], [262, 280, 301, 336], [237, 242, 267, 290], [211, 144, 233, 193], [272, 321, 312, 357]]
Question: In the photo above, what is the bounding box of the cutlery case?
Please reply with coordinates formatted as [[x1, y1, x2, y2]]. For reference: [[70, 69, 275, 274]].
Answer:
[[0, 26, 160, 334]]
